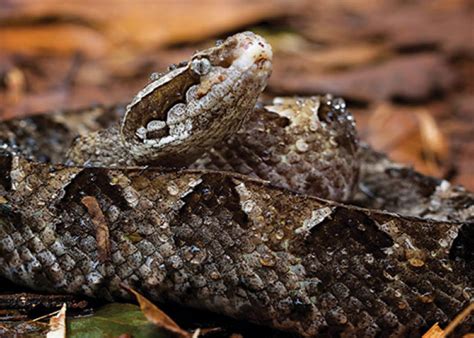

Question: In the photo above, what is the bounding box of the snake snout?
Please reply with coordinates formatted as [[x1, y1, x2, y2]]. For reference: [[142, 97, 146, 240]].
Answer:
[[195, 31, 273, 72], [230, 31, 273, 71]]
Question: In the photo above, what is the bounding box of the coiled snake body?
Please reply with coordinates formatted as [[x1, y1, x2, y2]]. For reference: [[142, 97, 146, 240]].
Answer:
[[0, 32, 472, 336]]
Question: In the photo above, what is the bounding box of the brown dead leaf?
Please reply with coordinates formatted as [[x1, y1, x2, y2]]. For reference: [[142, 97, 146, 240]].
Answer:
[[293, 0, 395, 44], [46, 303, 66, 338], [0, 24, 107, 58], [270, 54, 456, 102], [362, 103, 452, 178], [423, 323, 444, 338], [423, 303, 474, 338], [81, 196, 110, 263], [364, 103, 419, 151], [298, 0, 474, 56], [1, 90, 70, 120], [121, 284, 191, 338], [4, 67, 25, 106], [274, 44, 388, 74], [416, 110, 449, 173], [385, 10, 474, 56], [0, 0, 303, 56], [0, 48, 192, 120], [442, 303, 474, 338]]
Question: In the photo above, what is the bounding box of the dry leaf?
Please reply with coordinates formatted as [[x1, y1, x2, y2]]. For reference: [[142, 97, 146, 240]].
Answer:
[[81, 196, 111, 262], [365, 103, 419, 151], [4, 67, 25, 106], [362, 103, 451, 178], [274, 44, 387, 73], [270, 54, 456, 102], [423, 323, 444, 338], [0, 0, 303, 55], [299, 0, 474, 55], [442, 303, 474, 337], [416, 110, 449, 173], [385, 10, 474, 55], [46, 303, 67, 338], [422, 302, 474, 338], [0, 24, 107, 58], [122, 284, 191, 338]]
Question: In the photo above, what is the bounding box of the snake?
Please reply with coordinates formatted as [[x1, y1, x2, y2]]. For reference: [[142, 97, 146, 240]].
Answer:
[[0, 32, 472, 336]]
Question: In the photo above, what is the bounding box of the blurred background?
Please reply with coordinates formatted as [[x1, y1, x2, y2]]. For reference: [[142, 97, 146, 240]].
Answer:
[[1, 0, 473, 190]]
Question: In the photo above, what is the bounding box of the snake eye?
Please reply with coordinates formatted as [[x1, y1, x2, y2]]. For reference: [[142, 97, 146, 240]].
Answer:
[[191, 58, 211, 76]]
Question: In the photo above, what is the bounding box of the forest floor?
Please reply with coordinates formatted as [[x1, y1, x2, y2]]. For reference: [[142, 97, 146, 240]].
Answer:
[[0, 0, 473, 336]]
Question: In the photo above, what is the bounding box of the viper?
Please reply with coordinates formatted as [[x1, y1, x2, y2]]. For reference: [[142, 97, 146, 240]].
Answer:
[[0, 32, 472, 336]]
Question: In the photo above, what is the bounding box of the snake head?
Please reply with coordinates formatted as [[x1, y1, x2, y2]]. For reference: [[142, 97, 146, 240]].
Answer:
[[122, 31, 272, 166]]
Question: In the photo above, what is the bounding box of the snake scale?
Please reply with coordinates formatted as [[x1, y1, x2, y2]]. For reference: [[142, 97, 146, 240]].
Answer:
[[0, 32, 472, 336]]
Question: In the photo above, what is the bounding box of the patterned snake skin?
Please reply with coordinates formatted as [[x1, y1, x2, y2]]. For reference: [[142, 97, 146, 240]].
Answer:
[[0, 32, 472, 336]]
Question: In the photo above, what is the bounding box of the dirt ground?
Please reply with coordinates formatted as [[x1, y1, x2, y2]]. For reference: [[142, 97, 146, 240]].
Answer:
[[0, 1, 473, 336]]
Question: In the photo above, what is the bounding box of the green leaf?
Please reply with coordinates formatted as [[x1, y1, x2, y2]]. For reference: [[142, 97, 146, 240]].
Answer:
[[68, 303, 173, 338]]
